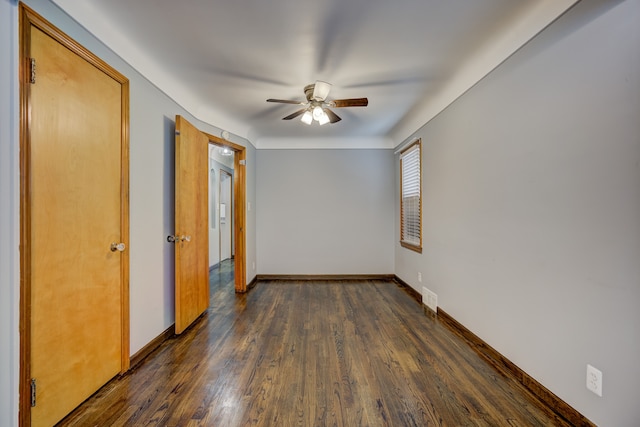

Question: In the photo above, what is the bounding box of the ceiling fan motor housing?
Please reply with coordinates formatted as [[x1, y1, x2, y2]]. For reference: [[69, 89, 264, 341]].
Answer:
[[304, 84, 315, 101]]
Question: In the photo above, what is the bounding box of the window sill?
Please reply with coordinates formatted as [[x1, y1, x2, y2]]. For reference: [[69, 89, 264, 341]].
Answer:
[[400, 241, 422, 253]]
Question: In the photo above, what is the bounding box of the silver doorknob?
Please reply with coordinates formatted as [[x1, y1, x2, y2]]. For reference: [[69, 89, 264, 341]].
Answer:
[[110, 242, 126, 252]]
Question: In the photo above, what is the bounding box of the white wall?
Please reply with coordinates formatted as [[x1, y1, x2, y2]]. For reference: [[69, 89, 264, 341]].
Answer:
[[219, 171, 233, 261], [0, 2, 257, 425], [395, 1, 640, 425], [246, 141, 258, 277], [257, 149, 395, 275]]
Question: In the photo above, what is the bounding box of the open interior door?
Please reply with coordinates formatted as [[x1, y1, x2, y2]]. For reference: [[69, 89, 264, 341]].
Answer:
[[174, 115, 209, 334]]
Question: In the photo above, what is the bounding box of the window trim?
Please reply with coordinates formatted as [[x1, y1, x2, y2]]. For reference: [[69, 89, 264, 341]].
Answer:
[[400, 139, 422, 253]]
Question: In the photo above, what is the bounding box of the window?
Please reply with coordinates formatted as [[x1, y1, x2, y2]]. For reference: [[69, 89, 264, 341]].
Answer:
[[400, 139, 422, 252]]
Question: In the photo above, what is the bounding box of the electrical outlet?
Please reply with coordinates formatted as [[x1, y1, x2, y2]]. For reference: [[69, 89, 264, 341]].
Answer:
[[252, 261, 256, 271], [418, 272, 422, 283], [422, 287, 438, 312], [586, 364, 603, 397]]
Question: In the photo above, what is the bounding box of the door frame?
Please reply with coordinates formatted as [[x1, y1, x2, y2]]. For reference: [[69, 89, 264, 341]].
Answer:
[[18, 4, 130, 425], [203, 132, 247, 293]]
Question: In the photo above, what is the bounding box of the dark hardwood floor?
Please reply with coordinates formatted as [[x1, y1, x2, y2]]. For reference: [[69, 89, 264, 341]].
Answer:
[[59, 262, 570, 426]]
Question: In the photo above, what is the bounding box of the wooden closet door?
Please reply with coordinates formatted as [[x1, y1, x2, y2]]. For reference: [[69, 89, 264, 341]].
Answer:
[[23, 6, 129, 425]]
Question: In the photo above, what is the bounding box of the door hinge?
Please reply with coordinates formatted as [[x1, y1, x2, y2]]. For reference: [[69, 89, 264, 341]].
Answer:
[[29, 58, 36, 84], [239, 160, 246, 166], [30, 379, 36, 407]]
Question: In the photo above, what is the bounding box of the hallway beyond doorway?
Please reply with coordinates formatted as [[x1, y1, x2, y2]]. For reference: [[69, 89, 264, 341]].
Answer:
[[209, 258, 235, 298]]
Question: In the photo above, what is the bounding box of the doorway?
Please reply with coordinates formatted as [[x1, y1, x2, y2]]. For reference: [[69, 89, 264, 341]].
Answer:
[[219, 169, 233, 265], [208, 145, 235, 294], [202, 132, 247, 294], [173, 118, 247, 334]]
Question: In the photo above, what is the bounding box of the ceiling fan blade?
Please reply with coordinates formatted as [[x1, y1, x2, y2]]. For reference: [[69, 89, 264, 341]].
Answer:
[[282, 109, 307, 120], [331, 98, 368, 108], [267, 98, 306, 105], [324, 108, 341, 123], [312, 80, 332, 101]]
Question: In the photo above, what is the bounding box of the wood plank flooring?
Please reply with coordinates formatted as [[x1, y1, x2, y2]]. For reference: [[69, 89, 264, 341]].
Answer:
[[59, 263, 570, 426]]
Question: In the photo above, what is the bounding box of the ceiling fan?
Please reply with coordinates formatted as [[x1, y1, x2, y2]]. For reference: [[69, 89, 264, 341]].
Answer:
[[267, 81, 368, 125]]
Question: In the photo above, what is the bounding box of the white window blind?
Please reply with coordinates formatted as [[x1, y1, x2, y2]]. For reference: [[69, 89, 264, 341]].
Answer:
[[400, 141, 421, 250]]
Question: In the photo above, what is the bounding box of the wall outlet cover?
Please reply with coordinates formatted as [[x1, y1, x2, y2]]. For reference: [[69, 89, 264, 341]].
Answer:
[[586, 364, 603, 397]]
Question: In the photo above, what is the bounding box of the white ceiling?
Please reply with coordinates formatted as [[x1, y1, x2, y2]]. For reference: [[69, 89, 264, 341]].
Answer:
[[52, 0, 577, 148]]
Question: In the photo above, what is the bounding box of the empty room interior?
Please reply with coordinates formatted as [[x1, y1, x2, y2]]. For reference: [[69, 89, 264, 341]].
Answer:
[[1, 0, 639, 426]]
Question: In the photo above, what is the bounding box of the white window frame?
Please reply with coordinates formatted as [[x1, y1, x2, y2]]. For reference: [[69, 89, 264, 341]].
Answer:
[[400, 139, 422, 253]]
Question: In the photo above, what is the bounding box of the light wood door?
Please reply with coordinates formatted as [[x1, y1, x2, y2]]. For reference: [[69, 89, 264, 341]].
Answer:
[[21, 6, 129, 426], [175, 116, 209, 334]]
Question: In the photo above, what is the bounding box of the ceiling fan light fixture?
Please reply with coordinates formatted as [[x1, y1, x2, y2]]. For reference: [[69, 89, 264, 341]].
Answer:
[[301, 110, 313, 125], [312, 80, 332, 101], [312, 106, 324, 121], [318, 111, 330, 125], [268, 81, 367, 125], [219, 147, 233, 156]]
